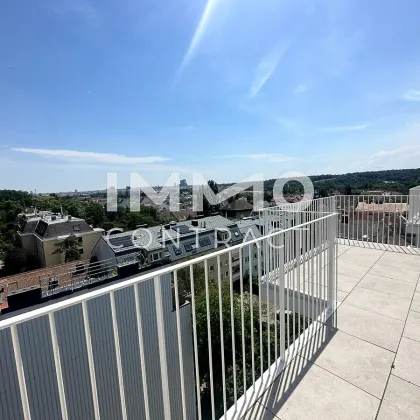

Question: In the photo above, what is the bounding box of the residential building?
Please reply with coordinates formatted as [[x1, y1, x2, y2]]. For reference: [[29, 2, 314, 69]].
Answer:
[[18, 212, 104, 268], [355, 201, 408, 216], [91, 215, 256, 283], [220, 198, 253, 219]]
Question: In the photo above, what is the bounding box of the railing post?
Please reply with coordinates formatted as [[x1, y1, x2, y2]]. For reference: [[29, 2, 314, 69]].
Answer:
[[327, 214, 336, 321], [279, 233, 285, 362]]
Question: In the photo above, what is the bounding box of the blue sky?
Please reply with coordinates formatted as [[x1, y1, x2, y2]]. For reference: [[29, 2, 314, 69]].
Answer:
[[1, 0, 420, 192]]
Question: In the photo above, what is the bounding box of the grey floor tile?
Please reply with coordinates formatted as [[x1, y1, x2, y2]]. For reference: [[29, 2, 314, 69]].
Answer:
[[337, 303, 404, 352], [368, 263, 420, 284], [358, 274, 416, 300], [241, 402, 278, 419], [337, 260, 370, 280], [403, 311, 420, 343], [339, 253, 381, 268], [337, 245, 352, 256], [259, 355, 379, 420], [377, 375, 420, 420], [337, 273, 360, 293], [337, 290, 348, 302], [301, 328, 394, 398], [393, 337, 420, 387], [344, 247, 385, 258], [411, 300, 420, 313], [378, 252, 420, 272], [407, 310, 420, 324], [345, 287, 411, 321]]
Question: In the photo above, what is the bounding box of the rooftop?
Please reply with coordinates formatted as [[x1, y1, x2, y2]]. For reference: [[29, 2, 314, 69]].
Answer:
[[221, 199, 253, 211], [245, 243, 420, 419], [18, 214, 94, 238], [355, 202, 409, 213]]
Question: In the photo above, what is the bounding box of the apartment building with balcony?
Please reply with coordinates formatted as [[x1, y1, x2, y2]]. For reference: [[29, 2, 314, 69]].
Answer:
[[91, 215, 261, 285]]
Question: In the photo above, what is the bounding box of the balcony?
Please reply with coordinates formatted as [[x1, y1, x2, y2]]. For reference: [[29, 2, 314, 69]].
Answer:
[[0, 192, 419, 420]]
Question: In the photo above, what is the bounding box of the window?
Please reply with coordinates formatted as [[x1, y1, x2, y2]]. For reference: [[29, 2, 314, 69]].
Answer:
[[224, 260, 228, 266], [209, 265, 214, 271], [199, 237, 211, 247], [77, 237, 83, 243], [245, 256, 249, 263], [225, 271, 229, 278], [254, 265, 258, 271], [151, 252, 160, 261], [78, 248, 84, 255], [254, 253, 257, 259]]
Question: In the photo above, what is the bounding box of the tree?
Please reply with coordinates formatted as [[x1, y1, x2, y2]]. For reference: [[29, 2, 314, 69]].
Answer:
[[203, 180, 219, 217], [343, 185, 352, 195], [63, 202, 85, 219], [53, 234, 81, 262], [176, 266, 309, 418], [319, 188, 329, 198], [85, 203, 105, 227], [1, 248, 39, 276]]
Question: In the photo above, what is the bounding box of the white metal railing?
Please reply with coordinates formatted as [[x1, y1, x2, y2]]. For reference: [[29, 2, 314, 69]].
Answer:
[[267, 191, 420, 254], [0, 211, 337, 420]]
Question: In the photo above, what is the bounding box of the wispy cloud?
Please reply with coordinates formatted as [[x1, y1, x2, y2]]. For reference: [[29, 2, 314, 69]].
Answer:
[[177, 0, 221, 76], [213, 153, 295, 163], [320, 123, 370, 133], [51, 0, 97, 23], [368, 145, 420, 169], [249, 45, 288, 98], [293, 84, 307, 94], [403, 89, 420, 101], [11, 148, 171, 165]]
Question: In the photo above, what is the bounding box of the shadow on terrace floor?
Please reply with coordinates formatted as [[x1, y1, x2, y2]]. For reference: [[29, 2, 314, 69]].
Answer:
[[243, 317, 338, 419]]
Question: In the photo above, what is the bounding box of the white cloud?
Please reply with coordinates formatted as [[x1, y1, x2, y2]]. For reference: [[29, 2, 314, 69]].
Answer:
[[320, 123, 370, 133], [371, 145, 420, 159], [368, 145, 420, 170], [213, 153, 295, 163], [403, 89, 420, 101], [11, 148, 171, 165], [293, 84, 307, 93], [177, 0, 221, 75], [249, 45, 288, 98]]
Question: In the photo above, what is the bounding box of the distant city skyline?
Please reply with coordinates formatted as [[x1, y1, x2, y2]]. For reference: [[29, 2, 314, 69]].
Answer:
[[1, 0, 420, 191]]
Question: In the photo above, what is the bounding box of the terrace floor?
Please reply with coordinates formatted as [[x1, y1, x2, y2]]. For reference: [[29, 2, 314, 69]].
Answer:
[[243, 244, 420, 419]]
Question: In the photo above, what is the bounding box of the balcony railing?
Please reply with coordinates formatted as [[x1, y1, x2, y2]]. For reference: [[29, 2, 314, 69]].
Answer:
[[266, 189, 420, 254], [0, 210, 337, 420]]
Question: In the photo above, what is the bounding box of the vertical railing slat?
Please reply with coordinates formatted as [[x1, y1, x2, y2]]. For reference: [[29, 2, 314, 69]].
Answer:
[[49, 312, 68, 420], [11, 325, 31, 420]]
